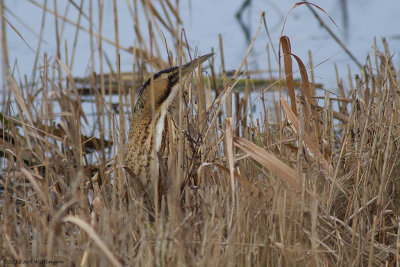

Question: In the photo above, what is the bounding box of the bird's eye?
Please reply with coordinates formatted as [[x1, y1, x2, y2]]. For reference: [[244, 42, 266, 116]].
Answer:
[[168, 74, 178, 85]]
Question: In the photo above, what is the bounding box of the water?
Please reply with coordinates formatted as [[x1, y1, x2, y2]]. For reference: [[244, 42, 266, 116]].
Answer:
[[3, 0, 400, 90], [2, 0, 400, 134], [180, 0, 400, 90]]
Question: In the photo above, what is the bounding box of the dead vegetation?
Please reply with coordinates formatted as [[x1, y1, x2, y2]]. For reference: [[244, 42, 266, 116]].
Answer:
[[1, 1, 399, 266]]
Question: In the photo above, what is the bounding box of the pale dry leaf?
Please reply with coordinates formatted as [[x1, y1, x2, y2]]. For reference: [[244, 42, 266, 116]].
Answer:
[[233, 136, 301, 190]]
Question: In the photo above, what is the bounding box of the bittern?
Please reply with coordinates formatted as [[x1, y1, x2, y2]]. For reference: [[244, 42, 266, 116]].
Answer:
[[119, 53, 213, 207]]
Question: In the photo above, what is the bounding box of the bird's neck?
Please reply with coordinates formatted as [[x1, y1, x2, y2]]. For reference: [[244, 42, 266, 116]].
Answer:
[[127, 110, 168, 153]]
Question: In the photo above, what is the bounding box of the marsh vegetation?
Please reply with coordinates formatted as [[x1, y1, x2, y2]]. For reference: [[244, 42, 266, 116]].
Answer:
[[1, 1, 399, 266]]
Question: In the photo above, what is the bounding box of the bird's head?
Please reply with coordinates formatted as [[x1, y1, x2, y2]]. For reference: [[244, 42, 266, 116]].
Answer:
[[134, 53, 213, 115]]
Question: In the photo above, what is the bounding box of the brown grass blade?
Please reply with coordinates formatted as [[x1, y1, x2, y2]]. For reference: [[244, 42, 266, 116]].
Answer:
[[290, 52, 312, 105], [289, 51, 316, 137], [280, 36, 296, 115]]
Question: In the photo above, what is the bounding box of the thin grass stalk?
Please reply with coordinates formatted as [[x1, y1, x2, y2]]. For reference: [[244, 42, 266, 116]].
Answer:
[[304, 1, 361, 68], [308, 50, 316, 96], [197, 56, 207, 150], [108, 67, 113, 152], [30, 0, 47, 93], [96, 0, 106, 161], [132, 0, 148, 58], [116, 54, 124, 206], [69, 0, 84, 70], [113, 0, 125, 207], [142, 0, 175, 44], [142, 0, 161, 63], [219, 34, 231, 118], [242, 62, 250, 130], [147, 19, 160, 219], [159, 0, 176, 39], [209, 47, 218, 94], [266, 44, 272, 80], [89, 0, 95, 73], [113, 0, 120, 73], [174, 0, 179, 51], [130, 44, 137, 122], [57, 1, 71, 37], [171, 31, 184, 223]]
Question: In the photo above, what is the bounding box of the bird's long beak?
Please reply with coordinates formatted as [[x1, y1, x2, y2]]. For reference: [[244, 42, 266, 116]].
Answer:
[[179, 53, 214, 76]]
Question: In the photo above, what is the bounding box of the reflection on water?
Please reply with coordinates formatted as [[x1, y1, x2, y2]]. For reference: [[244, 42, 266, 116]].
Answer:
[[3, 0, 400, 91], [236, 0, 350, 44], [236, 0, 252, 44], [339, 0, 349, 40]]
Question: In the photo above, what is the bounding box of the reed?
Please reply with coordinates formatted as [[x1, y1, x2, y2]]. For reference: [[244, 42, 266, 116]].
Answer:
[[0, 1, 399, 266]]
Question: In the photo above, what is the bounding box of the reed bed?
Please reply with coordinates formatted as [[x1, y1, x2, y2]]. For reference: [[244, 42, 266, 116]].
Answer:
[[1, 1, 399, 266]]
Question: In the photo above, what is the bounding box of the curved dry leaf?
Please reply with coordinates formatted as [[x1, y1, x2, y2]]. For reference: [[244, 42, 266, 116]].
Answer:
[[63, 215, 122, 267], [280, 97, 347, 194], [280, 36, 296, 115], [233, 136, 301, 191], [280, 2, 339, 38]]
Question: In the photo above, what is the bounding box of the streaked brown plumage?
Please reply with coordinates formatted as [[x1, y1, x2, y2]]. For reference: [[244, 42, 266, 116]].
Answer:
[[119, 53, 213, 207]]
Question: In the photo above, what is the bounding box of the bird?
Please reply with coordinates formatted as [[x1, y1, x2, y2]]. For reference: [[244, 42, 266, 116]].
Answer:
[[119, 53, 213, 208]]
